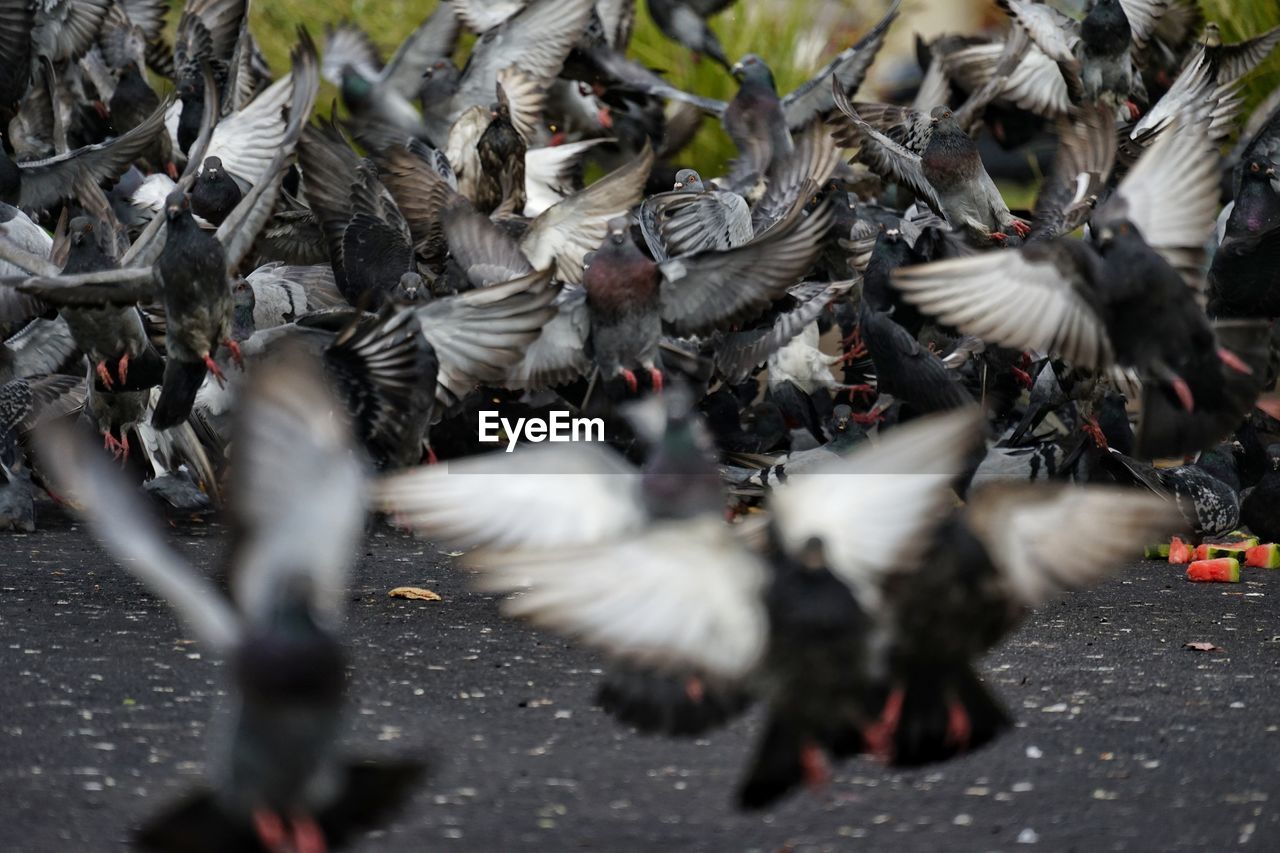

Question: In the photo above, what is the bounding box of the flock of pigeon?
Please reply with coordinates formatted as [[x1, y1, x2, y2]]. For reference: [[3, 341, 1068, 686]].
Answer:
[[2, 0, 1280, 849]]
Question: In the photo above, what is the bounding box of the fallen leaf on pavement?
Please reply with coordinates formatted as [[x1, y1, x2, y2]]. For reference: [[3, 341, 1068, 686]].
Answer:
[[389, 587, 442, 601]]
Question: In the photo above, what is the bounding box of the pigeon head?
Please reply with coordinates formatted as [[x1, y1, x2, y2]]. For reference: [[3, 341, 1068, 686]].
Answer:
[[1094, 219, 1147, 252], [673, 169, 703, 192], [1229, 159, 1280, 235], [422, 59, 457, 82], [200, 156, 224, 180], [605, 216, 632, 247], [831, 404, 854, 433], [68, 216, 96, 247], [731, 54, 775, 89], [163, 190, 191, 221], [232, 279, 257, 339], [420, 60, 460, 101], [393, 271, 426, 302]]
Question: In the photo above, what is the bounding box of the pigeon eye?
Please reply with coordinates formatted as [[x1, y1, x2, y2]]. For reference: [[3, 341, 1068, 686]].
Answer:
[[1251, 162, 1261, 173]]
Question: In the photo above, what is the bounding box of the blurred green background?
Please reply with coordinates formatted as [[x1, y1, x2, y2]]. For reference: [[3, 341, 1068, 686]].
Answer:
[[171, 0, 1280, 175]]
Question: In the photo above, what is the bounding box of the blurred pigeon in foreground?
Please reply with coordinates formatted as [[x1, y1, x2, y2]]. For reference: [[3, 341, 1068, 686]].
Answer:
[[42, 347, 423, 853]]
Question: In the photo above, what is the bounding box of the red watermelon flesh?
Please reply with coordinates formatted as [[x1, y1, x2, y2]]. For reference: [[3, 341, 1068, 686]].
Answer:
[[1186, 559, 1241, 583], [1168, 537, 1194, 564], [1245, 544, 1280, 569]]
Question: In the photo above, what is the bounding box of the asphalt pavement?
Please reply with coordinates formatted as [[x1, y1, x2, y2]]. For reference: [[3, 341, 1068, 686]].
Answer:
[[1, 504, 1277, 852]]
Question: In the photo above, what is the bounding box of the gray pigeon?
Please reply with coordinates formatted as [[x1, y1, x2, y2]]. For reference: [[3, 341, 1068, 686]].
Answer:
[[42, 346, 423, 853], [832, 91, 1028, 243], [379, 405, 985, 810], [638, 168, 752, 260]]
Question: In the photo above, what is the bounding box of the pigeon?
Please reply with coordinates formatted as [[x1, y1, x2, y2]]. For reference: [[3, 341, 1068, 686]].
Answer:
[[321, 7, 460, 146], [379, 405, 986, 809], [0, 97, 169, 212], [678, 0, 900, 190], [639, 168, 752, 259], [892, 115, 1269, 458], [874, 481, 1181, 765], [41, 346, 423, 853], [507, 190, 831, 396], [1104, 448, 1241, 538], [189, 156, 243, 226], [995, 0, 1169, 120], [151, 190, 238, 429], [1131, 21, 1280, 145], [423, 0, 597, 145], [831, 94, 1030, 244], [858, 294, 974, 417], [474, 75, 535, 214], [55, 216, 164, 393], [0, 201, 52, 324], [171, 0, 250, 155], [297, 119, 422, 309], [1240, 444, 1280, 541], [1209, 155, 1280, 319], [108, 61, 177, 178], [646, 0, 737, 70]]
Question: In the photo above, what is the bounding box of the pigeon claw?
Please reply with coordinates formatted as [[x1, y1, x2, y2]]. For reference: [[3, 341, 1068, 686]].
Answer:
[[843, 383, 877, 399], [1083, 415, 1109, 450], [165, 161, 180, 180], [252, 809, 290, 853], [224, 339, 245, 369], [1125, 100, 1141, 122], [117, 353, 130, 386], [648, 367, 664, 393], [685, 676, 705, 704], [596, 106, 614, 130], [102, 432, 129, 461], [620, 368, 638, 394], [95, 361, 114, 390], [291, 813, 328, 853], [800, 740, 830, 791], [203, 355, 227, 388], [1171, 376, 1195, 413], [840, 325, 868, 360], [850, 408, 885, 426], [1218, 347, 1253, 375], [945, 697, 972, 752], [989, 231, 1009, 244], [1012, 366, 1033, 389], [1011, 220, 1031, 238], [863, 686, 905, 762]]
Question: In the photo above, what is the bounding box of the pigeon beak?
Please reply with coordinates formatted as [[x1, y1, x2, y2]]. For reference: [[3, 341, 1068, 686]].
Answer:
[[730, 61, 745, 77], [673, 182, 684, 190]]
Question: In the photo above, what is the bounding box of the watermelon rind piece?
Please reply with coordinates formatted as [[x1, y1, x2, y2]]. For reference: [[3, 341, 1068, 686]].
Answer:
[[1244, 544, 1280, 569], [1186, 558, 1241, 583]]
